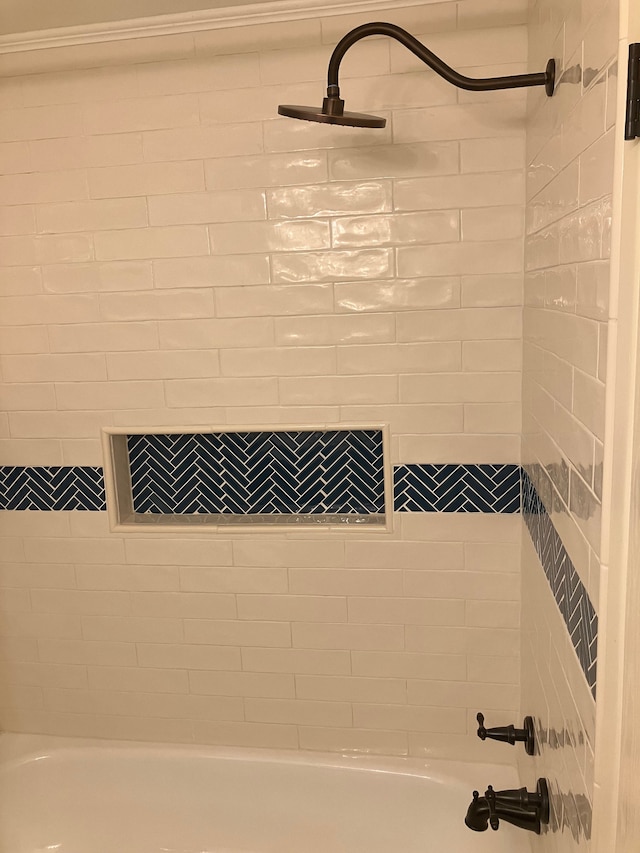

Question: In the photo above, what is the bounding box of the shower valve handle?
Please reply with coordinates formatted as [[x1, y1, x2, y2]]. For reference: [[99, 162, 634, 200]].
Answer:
[[476, 712, 536, 755]]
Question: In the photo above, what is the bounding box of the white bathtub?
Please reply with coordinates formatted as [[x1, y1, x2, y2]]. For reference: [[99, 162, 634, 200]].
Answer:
[[0, 734, 532, 853]]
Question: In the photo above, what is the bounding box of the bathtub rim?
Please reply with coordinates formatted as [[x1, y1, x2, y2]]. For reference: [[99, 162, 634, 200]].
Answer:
[[0, 731, 520, 785]]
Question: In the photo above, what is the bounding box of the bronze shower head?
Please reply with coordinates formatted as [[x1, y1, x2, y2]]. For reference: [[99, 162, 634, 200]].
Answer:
[[278, 22, 555, 128]]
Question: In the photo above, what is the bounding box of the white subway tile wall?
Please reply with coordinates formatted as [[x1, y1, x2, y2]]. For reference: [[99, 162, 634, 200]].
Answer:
[[521, 0, 617, 850], [0, 3, 529, 756]]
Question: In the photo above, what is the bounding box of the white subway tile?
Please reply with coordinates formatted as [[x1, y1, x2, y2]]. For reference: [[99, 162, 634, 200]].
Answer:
[[465, 600, 519, 628], [335, 277, 460, 313], [464, 402, 522, 433], [205, 152, 328, 191], [461, 137, 526, 174], [139, 644, 240, 671], [35, 234, 94, 265], [0, 170, 89, 205], [55, 381, 164, 411], [241, 647, 351, 676], [87, 666, 188, 693], [329, 141, 459, 182], [398, 239, 523, 277], [82, 616, 183, 644], [210, 220, 330, 255], [279, 375, 397, 406], [348, 597, 465, 626], [43, 261, 153, 294], [129, 592, 236, 620], [398, 434, 520, 464], [295, 674, 405, 704], [124, 539, 232, 567], [2, 353, 107, 383], [462, 206, 524, 241], [49, 322, 158, 353], [100, 289, 213, 321], [267, 181, 392, 219], [462, 340, 522, 372], [154, 255, 270, 289], [337, 342, 461, 375], [8, 411, 114, 439], [397, 307, 521, 343], [184, 620, 290, 648], [275, 314, 394, 346], [216, 284, 333, 318], [292, 623, 404, 651], [180, 567, 287, 594], [393, 102, 526, 144], [395, 172, 524, 213], [407, 678, 518, 709], [461, 273, 523, 308], [94, 226, 209, 261], [143, 123, 263, 162], [0, 104, 83, 142], [352, 651, 465, 680], [159, 317, 273, 350], [238, 595, 346, 623], [30, 133, 143, 171], [0, 141, 32, 175], [189, 671, 294, 698], [273, 249, 393, 283], [106, 350, 219, 381], [245, 697, 351, 727], [83, 94, 199, 135], [37, 198, 147, 234], [148, 190, 266, 227], [333, 211, 459, 248], [0, 383, 56, 411], [0, 205, 36, 236], [220, 346, 335, 377], [353, 703, 467, 734], [89, 162, 204, 199], [165, 377, 278, 407], [0, 267, 42, 297]]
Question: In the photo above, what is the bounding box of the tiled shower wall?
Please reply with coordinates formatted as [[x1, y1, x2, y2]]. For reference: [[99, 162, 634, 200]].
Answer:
[[521, 0, 618, 848], [0, 2, 527, 755]]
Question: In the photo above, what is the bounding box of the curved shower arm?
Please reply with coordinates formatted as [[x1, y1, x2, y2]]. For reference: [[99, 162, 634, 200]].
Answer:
[[326, 22, 555, 97]]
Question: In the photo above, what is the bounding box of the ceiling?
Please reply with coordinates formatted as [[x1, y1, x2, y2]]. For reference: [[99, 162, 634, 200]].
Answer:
[[0, 0, 280, 36]]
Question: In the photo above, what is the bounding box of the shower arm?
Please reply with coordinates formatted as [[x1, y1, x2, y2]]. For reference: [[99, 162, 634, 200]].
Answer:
[[325, 22, 556, 100]]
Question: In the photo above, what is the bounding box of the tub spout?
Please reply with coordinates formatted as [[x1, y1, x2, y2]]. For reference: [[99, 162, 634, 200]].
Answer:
[[464, 779, 550, 834]]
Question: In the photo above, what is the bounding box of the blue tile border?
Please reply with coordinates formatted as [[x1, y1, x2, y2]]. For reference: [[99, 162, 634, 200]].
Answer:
[[394, 463, 521, 512], [127, 430, 386, 516], [0, 458, 522, 515], [522, 469, 597, 698], [0, 466, 105, 511]]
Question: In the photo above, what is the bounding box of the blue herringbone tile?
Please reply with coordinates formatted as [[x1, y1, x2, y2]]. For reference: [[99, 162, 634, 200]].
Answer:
[[0, 467, 105, 511], [393, 463, 521, 513], [127, 430, 385, 517], [522, 470, 598, 699]]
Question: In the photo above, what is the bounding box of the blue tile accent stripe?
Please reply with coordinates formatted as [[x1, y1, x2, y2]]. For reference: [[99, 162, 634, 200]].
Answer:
[[522, 469, 597, 698], [394, 464, 521, 512], [0, 466, 105, 511], [128, 430, 386, 516]]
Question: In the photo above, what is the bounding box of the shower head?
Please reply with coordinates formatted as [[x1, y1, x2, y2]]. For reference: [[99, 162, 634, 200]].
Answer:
[[278, 22, 555, 128], [278, 95, 386, 128]]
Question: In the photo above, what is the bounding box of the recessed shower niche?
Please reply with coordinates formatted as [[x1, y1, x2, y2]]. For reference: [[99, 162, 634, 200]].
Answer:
[[102, 426, 390, 532]]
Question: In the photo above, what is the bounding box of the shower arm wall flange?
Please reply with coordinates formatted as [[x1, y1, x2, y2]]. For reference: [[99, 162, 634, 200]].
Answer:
[[325, 22, 556, 102]]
